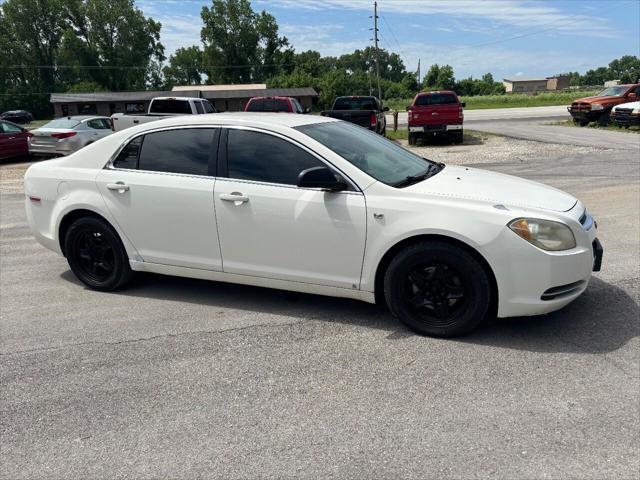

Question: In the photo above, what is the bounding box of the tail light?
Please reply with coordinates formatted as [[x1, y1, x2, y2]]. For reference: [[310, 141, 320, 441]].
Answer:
[[51, 132, 77, 139], [26, 131, 33, 138], [370, 112, 377, 128], [459, 107, 464, 119], [407, 109, 413, 121]]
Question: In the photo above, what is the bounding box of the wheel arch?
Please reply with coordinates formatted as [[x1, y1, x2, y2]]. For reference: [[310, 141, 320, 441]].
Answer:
[[373, 234, 498, 316], [58, 209, 115, 257]]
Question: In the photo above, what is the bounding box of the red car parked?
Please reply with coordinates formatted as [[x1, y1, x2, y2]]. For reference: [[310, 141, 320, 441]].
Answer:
[[0, 120, 31, 160], [244, 96, 309, 113], [407, 91, 465, 145]]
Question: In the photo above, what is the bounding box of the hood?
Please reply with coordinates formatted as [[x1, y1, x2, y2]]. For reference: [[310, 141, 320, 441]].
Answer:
[[404, 165, 577, 212], [613, 101, 640, 110], [572, 95, 622, 104]]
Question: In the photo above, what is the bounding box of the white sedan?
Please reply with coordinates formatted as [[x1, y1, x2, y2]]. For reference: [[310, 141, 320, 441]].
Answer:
[[24, 114, 602, 337]]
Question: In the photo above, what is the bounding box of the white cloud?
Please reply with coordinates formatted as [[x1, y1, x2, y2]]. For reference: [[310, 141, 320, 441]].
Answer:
[[263, 0, 614, 37]]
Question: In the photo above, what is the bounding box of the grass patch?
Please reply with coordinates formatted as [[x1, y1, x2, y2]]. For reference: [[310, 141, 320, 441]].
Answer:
[[550, 119, 639, 133], [385, 90, 599, 112]]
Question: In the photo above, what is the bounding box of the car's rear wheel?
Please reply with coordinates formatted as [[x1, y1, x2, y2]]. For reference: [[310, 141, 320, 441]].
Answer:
[[64, 216, 132, 291], [384, 241, 491, 337], [408, 132, 416, 145], [451, 131, 463, 144]]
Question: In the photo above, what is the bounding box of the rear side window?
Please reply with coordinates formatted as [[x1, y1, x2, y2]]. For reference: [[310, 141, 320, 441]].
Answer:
[[138, 129, 215, 176], [87, 119, 110, 129], [195, 101, 204, 114], [113, 137, 142, 169], [226, 129, 323, 185], [414, 94, 458, 106], [149, 99, 192, 114], [203, 100, 216, 113], [1, 121, 22, 133]]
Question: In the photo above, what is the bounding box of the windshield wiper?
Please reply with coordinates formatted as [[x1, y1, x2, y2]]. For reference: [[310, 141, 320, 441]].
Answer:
[[393, 163, 444, 188]]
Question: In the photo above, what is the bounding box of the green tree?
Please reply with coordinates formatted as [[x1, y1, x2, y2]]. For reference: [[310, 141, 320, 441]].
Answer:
[[423, 64, 440, 88], [608, 55, 640, 83], [200, 0, 290, 83], [163, 46, 204, 87]]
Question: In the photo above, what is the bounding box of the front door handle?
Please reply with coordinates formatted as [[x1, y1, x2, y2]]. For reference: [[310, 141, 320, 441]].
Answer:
[[106, 182, 129, 193], [220, 192, 249, 204]]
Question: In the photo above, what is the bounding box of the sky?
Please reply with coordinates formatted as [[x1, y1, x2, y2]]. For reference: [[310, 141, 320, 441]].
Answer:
[[138, 0, 640, 80]]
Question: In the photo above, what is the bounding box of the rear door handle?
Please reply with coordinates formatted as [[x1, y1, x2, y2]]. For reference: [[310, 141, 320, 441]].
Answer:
[[106, 182, 130, 193], [220, 192, 249, 204]]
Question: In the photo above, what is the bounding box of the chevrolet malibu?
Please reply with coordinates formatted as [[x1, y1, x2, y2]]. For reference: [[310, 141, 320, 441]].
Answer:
[[24, 114, 603, 337]]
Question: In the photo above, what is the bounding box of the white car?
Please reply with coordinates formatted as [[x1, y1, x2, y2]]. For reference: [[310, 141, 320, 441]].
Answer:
[[24, 114, 603, 337]]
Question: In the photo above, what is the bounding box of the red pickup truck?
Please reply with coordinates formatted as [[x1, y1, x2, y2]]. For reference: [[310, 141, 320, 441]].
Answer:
[[407, 91, 465, 145]]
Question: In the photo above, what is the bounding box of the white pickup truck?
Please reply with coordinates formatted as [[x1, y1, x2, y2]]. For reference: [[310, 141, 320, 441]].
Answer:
[[111, 97, 217, 132]]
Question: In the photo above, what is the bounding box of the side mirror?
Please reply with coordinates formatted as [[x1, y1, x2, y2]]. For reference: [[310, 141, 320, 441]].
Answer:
[[406, 105, 412, 111], [297, 166, 347, 192], [461, 102, 466, 108], [304, 107, 311, 114], [383, 106, 390, 112], [628, 93, 637, 99]]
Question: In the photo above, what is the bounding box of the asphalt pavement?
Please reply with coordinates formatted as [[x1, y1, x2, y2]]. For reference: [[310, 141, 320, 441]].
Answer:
[[1, 122, 639, 479]]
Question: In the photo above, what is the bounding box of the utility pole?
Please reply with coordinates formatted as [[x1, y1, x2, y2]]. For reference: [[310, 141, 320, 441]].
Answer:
[[373, 1, 381, 101], [417, 58, 421, 88]]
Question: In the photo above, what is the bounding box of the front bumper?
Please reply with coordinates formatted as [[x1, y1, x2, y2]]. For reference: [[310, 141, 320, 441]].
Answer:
[[567, 108, 603, 122], [484, 217, 602, 318], [611, 113, 640, 126]]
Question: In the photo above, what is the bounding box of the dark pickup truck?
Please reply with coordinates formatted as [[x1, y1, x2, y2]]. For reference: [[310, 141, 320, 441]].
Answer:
[[321, 96, 388, 135]]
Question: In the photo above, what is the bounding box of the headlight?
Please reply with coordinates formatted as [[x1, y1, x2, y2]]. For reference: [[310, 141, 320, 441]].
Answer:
[[591, 104, 604, 111], [632, 108, 640, 115], [508, 218, 576, 251]]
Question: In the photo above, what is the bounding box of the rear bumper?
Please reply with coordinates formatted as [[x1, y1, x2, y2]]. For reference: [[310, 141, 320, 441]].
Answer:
[[28, 142, 77, 156], [409, 124, 463, 133]]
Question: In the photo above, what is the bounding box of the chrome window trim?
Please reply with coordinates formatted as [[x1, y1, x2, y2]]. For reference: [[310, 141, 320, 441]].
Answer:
[[105, 124, 363, 194]]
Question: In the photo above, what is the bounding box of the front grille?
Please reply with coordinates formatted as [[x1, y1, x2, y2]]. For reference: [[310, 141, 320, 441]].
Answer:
[[614, 108, 633, 117], [541, 280, 586, 301]]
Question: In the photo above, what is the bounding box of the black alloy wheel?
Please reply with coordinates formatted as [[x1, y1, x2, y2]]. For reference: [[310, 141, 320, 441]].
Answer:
[[65, 216, 132, 290], [384, 241, 491, 337]]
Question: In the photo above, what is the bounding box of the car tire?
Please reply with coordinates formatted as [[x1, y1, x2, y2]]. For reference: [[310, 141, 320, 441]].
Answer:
[[408, 133, 416, 145], [384, 241, 491, 337], [597, 111, 612, 126], [452, 131, 463, 144], [64, 216, 133, 291]]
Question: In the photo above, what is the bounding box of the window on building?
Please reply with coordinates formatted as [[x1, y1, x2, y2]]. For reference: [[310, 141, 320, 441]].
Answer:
[[78, 103, 97, 115]]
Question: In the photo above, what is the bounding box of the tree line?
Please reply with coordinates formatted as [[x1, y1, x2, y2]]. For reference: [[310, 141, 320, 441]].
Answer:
[[1, 0, 638, 118]]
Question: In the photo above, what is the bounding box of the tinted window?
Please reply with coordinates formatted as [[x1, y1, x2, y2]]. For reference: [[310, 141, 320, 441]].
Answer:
[[149, 99, 192, 114], [138, 129, 214, 175], [415, 94, 458, 106], [292, 98, 304, 113], [203, 100, 216, 113], [0, 121, 23, 133], [195, 101, 204, 114], [333, 97, 378, 110], [246, 99, 291, 112], [87, 119, 110, 129], [113, 136, 142, 169], [227, 129, 323, 185]]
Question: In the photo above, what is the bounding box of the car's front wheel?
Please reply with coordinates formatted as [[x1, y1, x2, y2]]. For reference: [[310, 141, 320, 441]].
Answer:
[[384, 241, 491, 337], [64, 216, 132, 291]]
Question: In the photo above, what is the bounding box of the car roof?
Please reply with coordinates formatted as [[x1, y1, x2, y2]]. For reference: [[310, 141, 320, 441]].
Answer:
[[152, 97, 202, 101], [417, 90, 457, 95], [131, 112, 337, 131], [55, 115, 109, 121]]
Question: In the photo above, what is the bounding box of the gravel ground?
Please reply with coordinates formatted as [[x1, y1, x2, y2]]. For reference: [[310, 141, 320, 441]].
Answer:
[[398, 135, 609, 165]]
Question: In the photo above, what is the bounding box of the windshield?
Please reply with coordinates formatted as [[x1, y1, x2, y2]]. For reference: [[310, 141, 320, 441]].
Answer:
[[42, 118, 81, 129], [333, 97, 378, 110], [296, 121, 442, 186], [597, 86, 628, 97]]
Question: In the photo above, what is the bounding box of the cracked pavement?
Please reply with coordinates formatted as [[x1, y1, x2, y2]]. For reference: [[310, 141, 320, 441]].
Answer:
[[1, 126, 639, 479]]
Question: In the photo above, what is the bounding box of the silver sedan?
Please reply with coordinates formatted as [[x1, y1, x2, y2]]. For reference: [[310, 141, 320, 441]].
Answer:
[[29, 116, 113, 156]]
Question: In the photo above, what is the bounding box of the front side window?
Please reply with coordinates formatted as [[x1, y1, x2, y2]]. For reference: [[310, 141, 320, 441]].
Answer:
[[296, 121, 439, 186], [226, 129, 324, 185], [195, 101, 204, 114], [1, 121, 23, 134], [87, 119, 110, 129], [138, 129, 215, 175]]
